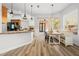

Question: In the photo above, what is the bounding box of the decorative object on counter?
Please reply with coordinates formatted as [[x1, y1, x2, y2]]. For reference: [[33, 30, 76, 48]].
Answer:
[[20, 28, 28, 31], [29, 26, 34, 31], [23, 3, 27, 20]]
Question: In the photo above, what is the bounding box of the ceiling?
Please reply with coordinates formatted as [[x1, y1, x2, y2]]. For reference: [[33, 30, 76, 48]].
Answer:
[[6, 3, 71, 16]]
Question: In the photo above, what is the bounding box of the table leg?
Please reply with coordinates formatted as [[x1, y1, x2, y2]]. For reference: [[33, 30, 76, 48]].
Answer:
[[49, 36, 50, 44], [58, 35, 60, 44]]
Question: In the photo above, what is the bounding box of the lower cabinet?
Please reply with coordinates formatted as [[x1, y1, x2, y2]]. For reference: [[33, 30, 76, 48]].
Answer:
[[73, 35, 79, 46], [60, 33, 73, 46]]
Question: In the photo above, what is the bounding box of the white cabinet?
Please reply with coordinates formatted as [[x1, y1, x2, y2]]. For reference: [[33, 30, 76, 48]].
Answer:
[[73, 35, 79, 46], [65, 35, 73, 46], [0, 32, 33, 54], [61, 32, 73, 46]]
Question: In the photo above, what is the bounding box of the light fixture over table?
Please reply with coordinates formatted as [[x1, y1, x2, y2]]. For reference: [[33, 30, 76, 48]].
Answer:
[[10, 3, 13, 14], [23, 3, 27, 20], [37, 5, 40, 8], [30, 5, 33, 20], [51, 4, 54, 7]]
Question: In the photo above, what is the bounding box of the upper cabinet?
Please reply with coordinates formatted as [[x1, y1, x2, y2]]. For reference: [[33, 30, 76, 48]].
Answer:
[[2, 3, 7, 24]]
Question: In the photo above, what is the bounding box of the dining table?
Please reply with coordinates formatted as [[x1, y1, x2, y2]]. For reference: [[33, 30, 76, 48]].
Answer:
[[48, 32, 61, 44]]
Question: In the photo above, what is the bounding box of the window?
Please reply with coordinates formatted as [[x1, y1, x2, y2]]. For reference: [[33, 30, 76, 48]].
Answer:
[[51, 18, 60, 31], [39, 21, 45, 32]]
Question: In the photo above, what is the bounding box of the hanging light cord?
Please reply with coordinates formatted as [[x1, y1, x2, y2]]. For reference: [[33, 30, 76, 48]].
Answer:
[[23, 3, 27, 19], [11, 3, 13, 11], [24, 3, 26, 16], [10, 3, 13, 14], [31, 5, 33, 19]]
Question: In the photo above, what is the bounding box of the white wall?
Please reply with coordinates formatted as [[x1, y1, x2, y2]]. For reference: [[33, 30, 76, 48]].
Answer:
[[52, 4, 79, 46], [63, 9, 78, 30], [62, 4, 79, 46]]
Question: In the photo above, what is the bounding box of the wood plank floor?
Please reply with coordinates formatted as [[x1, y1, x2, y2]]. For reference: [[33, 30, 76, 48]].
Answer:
[[0, 39, 79, 56]]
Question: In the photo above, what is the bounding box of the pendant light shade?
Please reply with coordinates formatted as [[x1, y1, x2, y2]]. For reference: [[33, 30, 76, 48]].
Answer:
[[23, 13, 27, 19], [51, 4, 54, 7], [31, 17, 33, 20], [37, 5, 39, 8], [23, 3, 27, 19], [10, 10, 13, 14]]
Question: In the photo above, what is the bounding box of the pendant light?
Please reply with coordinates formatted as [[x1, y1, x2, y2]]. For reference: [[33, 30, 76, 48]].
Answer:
[[50, 4, 54, 30], [51, 4, 54, 7], [30, 5, 33, 20], [50, 3, 54, 15], [37, 5, 39, 8], [10, 3, 13, 14], [23, 3, 27, 19]]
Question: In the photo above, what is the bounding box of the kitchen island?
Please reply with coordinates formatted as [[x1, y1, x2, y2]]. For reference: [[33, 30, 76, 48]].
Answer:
[[0, 30, 33, 54]]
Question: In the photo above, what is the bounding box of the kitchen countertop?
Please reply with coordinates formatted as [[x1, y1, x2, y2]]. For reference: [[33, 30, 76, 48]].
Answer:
[[0, 30, 34, 34]]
